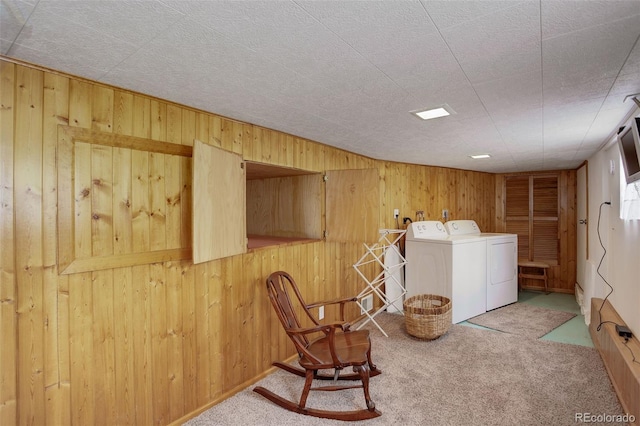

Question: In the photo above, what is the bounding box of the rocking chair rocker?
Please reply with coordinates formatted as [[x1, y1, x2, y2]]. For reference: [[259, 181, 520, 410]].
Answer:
[[254, 271, 382, 421]]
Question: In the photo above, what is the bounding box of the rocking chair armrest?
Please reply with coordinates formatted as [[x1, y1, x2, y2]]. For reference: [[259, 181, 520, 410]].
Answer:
[[306, 296, 358, 322], [295, 325, 345, 366], [306, 296, 357, 309], [288, 324, 334, 336]]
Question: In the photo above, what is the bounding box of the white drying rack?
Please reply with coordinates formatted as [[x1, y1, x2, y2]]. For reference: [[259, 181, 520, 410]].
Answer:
[[352, 229, 407, 337]]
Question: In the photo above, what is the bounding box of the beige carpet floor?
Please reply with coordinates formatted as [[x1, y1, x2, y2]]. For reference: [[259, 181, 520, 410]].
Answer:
[[186, 313, 626, 426]]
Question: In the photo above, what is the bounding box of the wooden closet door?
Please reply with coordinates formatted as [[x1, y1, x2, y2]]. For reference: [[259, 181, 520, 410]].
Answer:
[[505, 175, 530, 260], [532, 176, 559, 264], [504, 174, 559, 264]]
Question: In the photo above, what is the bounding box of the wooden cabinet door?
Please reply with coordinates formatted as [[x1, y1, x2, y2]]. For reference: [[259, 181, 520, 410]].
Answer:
[[325, 168, 380, 243], [192, 139, 246, 264], [505, 175, 530, 259], [504, 174, 559, 264]]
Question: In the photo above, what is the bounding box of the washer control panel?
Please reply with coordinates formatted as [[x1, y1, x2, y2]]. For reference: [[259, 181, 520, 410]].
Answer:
[[444, 220, 481, 235], [406, 221, 448, 240]]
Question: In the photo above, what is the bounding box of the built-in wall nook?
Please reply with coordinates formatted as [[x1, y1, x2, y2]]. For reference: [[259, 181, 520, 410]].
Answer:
[[245, 161, 322, 250]]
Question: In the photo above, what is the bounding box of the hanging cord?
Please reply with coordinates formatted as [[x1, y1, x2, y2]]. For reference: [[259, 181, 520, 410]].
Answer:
[[623, 338, 640, 365], [593, 202, 640, 364], [596, 202, 614, 331]]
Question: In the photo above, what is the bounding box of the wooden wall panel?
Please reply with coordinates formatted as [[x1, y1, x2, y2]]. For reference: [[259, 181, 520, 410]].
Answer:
[[1, 59, 499, 426], [15, 65, 46, 426], [381, 162, 410, 228], [166, 261, 184, 420], [113, 267, 134, 425], [43, 72, 71, 426], [68, 272, 94, 426], [150, 263, 169, 425], [113, 147, 133, 255], [193, 262, 211, 408], [0, 60, 17, 426], [131, 265, 153, 425], [58, 128, 192, 274], [131, 149, 150, 252], [92, 270, 116, 426], [181, 261, 197, 415], [326, 169, 380, 244]]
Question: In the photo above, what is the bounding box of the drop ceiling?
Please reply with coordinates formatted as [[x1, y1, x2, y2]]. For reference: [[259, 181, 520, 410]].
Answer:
[[2, 0, 640, 173]]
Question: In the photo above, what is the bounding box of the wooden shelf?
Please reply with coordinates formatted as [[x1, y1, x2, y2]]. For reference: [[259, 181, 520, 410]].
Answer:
[[589, 298, 640, 424], [247, 234, 319, 250]]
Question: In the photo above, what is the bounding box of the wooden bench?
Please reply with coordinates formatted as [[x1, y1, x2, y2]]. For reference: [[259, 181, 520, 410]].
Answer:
[[517, 260, 550, 293]]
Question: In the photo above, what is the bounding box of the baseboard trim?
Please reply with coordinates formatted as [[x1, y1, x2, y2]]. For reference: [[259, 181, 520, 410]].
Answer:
[[589, 298, 639, 425], [168, 353, 299, 426]]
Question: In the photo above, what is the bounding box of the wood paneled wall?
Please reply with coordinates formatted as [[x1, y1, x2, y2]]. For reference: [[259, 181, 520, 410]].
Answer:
[[0, 59, 497, 426]]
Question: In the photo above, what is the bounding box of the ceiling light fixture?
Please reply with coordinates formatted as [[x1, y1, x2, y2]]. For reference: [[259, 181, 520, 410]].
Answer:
[[411, 104, 456, 120], [470, 154, 491, 159]]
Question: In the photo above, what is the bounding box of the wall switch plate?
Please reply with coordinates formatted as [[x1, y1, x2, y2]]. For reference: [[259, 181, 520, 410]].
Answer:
[[318, 306, 324, 320]]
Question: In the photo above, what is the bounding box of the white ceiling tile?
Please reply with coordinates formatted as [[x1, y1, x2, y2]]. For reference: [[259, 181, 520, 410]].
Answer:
[[1, 0, 35, 54], [474, 71, 543, 117], [620, 36, 640, 74], [296, 2, 473, 99], [1, 39, 11, 54], [165, 0, 383, 90], [423, 1, 531, 30], [3, 0, 639, 173], [542, 154, 583, 170], [436, 1, 541, 83], [508, 144, 545, 155], [500, 128, 544, 148], [9, 40, 114, 81], [10, 6, 138, 76], [582, 106, 637, 146], [299, 0, 440, 54], [542, 15, 640, 94], [346, 30, 470, 99], [36, 0, 184, 48], [541, 0, 640, 40]]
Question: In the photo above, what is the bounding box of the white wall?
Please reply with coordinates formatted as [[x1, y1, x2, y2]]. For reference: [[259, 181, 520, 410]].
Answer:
[[583, 112, 640, 336]]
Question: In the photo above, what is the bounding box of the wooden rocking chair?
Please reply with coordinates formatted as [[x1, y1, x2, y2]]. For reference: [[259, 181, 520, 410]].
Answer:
[[254, 271, 382, 421]]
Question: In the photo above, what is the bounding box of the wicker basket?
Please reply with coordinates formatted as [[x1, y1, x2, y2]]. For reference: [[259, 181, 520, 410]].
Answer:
[[403, 294, 452, 340]]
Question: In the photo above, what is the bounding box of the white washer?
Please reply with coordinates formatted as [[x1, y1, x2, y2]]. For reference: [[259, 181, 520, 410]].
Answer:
[[444, 220, 518, 311], [405, 221, 487, 323]]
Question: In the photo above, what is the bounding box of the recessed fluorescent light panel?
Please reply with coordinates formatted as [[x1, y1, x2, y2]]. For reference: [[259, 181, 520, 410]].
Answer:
[[411, 104, 456, 120], [470, 154, 491, 159]]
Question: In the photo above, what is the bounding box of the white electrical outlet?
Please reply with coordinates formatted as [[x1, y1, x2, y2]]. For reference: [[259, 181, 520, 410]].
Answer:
[[318, 305, 324, 320], [442, 209, 449, 220], [393, 208, 399, 218], [360, 295, 373, 314]]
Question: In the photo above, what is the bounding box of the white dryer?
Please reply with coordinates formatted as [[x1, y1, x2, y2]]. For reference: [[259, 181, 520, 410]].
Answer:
[[405, 221, 487, 323], [444, 220, 518, 311]]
